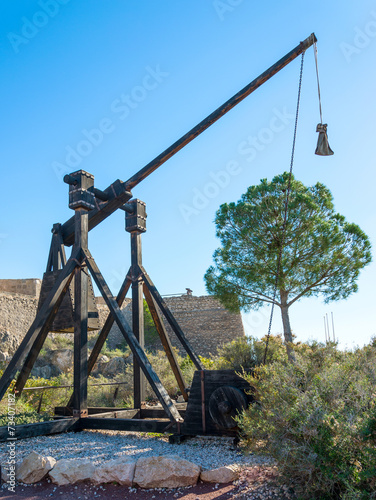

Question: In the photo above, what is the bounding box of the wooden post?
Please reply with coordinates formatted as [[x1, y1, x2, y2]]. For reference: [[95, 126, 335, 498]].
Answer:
[[72, 209, 89, 417], [131, 232, 145, 408]]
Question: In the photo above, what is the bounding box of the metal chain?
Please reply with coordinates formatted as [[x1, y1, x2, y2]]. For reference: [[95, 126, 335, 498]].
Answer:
[[313, 42, 323, 123], [263, 51, 305, 364]]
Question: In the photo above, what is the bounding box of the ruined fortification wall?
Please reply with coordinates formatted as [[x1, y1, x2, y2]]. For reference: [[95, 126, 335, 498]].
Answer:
[[0, 286, 244, 359], [0, 279, 41, 297]]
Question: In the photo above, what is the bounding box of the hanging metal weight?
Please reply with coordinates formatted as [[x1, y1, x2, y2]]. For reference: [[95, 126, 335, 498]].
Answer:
[[37, 270, 100, 333]]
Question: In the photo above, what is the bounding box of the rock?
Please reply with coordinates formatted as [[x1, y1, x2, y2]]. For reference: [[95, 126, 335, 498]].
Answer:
[[91, 456, 136, 485], [134, 455, 200, 488], [49, 459, 95, 485], [0, 351, 9, 362], [16, 451, 56, 484], [47, 349, 73, 373], [31, 365, 52, 379], [101, 356, 127, 377], [200, 465, 239, 483]]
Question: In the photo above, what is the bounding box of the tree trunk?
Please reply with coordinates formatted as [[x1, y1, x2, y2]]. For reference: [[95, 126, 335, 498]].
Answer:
[[280, 292, 296, 363]]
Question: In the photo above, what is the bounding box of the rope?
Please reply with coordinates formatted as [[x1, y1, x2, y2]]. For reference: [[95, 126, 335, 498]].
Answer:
[[314, 42, 323, 123], [263, 51, 305, 364]]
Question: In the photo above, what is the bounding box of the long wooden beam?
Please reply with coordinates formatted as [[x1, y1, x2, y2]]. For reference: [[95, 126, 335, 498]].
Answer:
[[59, 34, 316, 245], [0, 418, 79, 442], [124, 33, 317, 190]]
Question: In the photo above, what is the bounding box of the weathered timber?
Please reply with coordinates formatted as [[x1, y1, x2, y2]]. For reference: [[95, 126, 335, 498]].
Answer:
[[61, 179, 132, 246], [55, 406, 139, 416], [181, 370, 253, 436], [0, 418, 79, 442], [0, 252, 79, 400], [130, 232, 146, 408], [72, 209, 89, 417], [140, 265, 203, 370], [143, 283, 188, 401], [58, 34, 316, 245], [88, 409, 140, 419], [66, 275, 131, 409], [81, 417, 177, 434], [83, 249, 182, 423], [140, 407, 186, 419]]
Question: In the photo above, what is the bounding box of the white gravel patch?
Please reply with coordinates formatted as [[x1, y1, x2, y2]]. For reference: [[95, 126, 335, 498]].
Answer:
[[0, 430, 272, 471]]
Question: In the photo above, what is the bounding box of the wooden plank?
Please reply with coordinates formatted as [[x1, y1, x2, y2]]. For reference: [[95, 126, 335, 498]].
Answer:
[[0, 252, 79, 401], [140, 266, 203, 370], [143, 284, 188, 400], [89, 409, 140, 419], [0, 418, 79, 442], [123, 34, 317, 191], [140, 408, 186, 419], [73, 209, 89, 417], [81, 417, 177, 434], [83, 249, 182, 423], [131, 232, 145, 408], [66, 274, 131, 409]]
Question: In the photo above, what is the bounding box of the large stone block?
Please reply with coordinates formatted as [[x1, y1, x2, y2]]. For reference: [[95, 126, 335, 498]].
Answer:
[[200, 465, 239, 483], [91, 456, 136, 485], [49, 459, 95, 485], [133, 455, 200, 488], [16, 451, 56, 484]]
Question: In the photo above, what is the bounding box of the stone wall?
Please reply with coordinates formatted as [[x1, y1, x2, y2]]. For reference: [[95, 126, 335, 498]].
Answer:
[[0, 285, 244, 359], [0, 292, 39, 357], [0, 279, 41, 297], [93, 295, 244, 357]]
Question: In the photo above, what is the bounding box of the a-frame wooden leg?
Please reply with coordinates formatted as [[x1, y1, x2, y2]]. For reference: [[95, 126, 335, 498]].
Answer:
[[139, 265, 203, 370], [83, 249, 182, 423], [0, 253, 79, 401], [66, 273, 132, 409], [143, 283, 188, 401]]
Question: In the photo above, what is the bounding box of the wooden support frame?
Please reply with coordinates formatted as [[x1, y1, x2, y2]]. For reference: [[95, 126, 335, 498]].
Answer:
[[0, 35, 318, 440], [83, 248, 182, 423], [0, 252, 79, 400]]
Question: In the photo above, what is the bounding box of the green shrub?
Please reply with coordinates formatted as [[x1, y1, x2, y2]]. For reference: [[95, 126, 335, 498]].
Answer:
[[216, 334, 287, 370], [238, 342, 376, 499]]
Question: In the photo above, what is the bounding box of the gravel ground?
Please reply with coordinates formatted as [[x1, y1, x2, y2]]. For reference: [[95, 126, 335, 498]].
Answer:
[[0, 430, 272, 471]]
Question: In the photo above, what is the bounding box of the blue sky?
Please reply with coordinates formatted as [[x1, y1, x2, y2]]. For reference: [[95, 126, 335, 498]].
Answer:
[[1, 1, 375, 350]]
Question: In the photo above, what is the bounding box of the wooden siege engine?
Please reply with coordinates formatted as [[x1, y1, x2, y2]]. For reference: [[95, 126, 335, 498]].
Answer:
[[0, 33, 317, 442]]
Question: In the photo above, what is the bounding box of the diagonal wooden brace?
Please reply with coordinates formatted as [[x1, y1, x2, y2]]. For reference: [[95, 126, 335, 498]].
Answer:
[[0, 250, 79, 401], [143, 283, 188, 401], [140, 265, 203, 370], [83, 249, 182, 423]]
